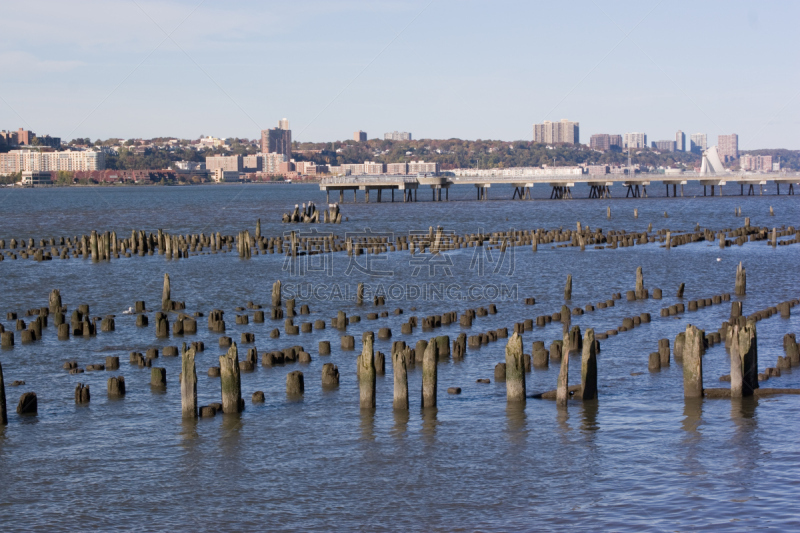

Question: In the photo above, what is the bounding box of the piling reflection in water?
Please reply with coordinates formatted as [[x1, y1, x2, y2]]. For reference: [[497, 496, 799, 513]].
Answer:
[[504, 403, 527, 445]]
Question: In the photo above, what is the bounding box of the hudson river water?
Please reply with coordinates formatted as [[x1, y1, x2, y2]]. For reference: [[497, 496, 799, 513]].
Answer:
[[0, 183, 798, 531]]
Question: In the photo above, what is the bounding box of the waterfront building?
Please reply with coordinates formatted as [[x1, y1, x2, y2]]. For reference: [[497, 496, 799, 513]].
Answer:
[[533, 119, 580, 145], [652, 140, 677, 152], [623, 132, 647, 149], [0, 149, 105, 175], [590, 134, 622, 151], [261, 119, 292, 155], [675, 130, 685, 151], [386, 162, 408, 175], [205, 154, 242, 172], [384, 131, 412, 141], [718, 134, 739, 161], [690, 133, 707, 154], [740, 154, 773, 171]]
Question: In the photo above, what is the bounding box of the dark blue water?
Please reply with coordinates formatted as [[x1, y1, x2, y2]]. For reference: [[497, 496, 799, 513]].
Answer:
[[0, 183, 798, 531]]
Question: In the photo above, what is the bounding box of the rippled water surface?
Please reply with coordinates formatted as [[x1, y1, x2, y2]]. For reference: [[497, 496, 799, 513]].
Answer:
[[0, 183, 798, 532]]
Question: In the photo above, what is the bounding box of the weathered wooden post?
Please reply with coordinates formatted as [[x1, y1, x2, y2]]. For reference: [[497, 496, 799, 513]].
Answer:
[[150, 367, 167, 388], [564, 274, 572, 300], [358, 332, 376, 408], [505, 332, 526, 402], [181, 347, 197, 418], [683, 325, 704, 398], [677, 283, 685, 298], [49, 289, 62, 313], [16, 392, 37, 416], [736, 322, 758, 397], [286, 371, 304, 395], [0, 361, 6, 424], [107, 376, 126, 397], [75, 383, 90, 404], [162, 273, 171, 310], [219, 343, 243, 413], [393, 348, 409, 410], [658, 338, 670, 366], [735, 262, 746, 296], [556, 329, 569, 406], [421, 339, 438, 408], [580, 328, 597, 400], [635, 267, 645, 299], [356, 282, 364, 305], [90, 230, 99, 261], [321, 363, 339, 387]]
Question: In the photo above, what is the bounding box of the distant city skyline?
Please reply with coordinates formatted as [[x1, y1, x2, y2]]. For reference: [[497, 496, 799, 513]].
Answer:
[[0, 1, 797, 149]]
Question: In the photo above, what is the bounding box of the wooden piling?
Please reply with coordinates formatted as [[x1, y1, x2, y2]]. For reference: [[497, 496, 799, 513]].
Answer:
[[219, 343, 243, 413], [181, 347, 197, 418], [162, 273, 171, 311], [580, 329, 597, 400], [505, 332, 526, 402], [392, 348, 409, 410], [564, 274, 572, 301], [321, 363, 339, 387], [0, 361, 6, 424], [421, 339, 438, 408], [358, 332, 376, 408], [556, 329, 569, 406], [735, 262, 746, 296], [683, 325, 704, 398], [737, 322, 758, 396]]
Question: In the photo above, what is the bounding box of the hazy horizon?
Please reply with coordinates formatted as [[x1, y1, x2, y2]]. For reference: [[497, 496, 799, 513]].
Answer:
[[1, 0, 797, 150]]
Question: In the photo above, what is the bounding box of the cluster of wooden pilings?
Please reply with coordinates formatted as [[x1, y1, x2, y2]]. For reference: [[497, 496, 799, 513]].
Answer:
[[2, 217, 798, 264], [2, 260, 799, 425]]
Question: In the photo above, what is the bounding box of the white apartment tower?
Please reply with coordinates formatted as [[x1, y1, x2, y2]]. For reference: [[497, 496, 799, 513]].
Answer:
[[623, 132, 648, 149]]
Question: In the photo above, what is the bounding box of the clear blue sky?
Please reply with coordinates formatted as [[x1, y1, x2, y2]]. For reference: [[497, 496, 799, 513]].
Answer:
[[1, 0, 797, 149]]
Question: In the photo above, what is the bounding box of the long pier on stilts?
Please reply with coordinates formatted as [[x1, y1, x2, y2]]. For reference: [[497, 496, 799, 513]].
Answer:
[[319, 172, 800, 202]]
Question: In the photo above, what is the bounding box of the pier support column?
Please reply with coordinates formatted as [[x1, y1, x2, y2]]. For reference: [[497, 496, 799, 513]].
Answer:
[[365, 189, 370, 203], [326, 190, 330, 204], [340, 189, 344, 203]]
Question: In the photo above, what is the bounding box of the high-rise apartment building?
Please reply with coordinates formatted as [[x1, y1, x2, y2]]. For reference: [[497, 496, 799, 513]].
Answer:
[[590, 134, 622, 151], [533, 119, 580, 145], [0, 149, 105, 175], [652, 140, 676, 152], [740, 154, 773, 172], [354, 131, 367, 142], [690, 133, 707, 154], [205, 154, 242, 173], [718, 134, 739, 161], [384, 131, 412, 141], [675, 130, 685, 152], [623, 132, 647, 149], [261, 119, 292, 156]]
